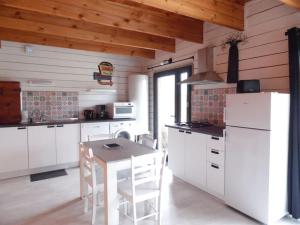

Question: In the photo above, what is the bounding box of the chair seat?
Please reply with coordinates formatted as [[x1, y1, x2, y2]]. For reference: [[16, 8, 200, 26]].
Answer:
[[118, 180, 160, 203]]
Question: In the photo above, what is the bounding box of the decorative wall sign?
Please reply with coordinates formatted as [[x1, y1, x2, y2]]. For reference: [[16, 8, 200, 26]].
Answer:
[[93, 61, 114, 86]]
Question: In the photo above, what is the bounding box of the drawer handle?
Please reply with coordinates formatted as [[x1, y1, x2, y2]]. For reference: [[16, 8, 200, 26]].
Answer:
[[179, 130, 185, 133], [211, 136, 219, 140], [47, 125, 55, 128], [17, 127, 26, 130], [211, 163, 219, 169], [56, 124, 64, 127], [211, 149, 219, 154], [185, 131, 192, 134]]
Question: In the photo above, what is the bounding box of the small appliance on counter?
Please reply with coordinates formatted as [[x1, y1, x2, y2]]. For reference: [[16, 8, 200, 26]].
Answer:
[[95, 104, 108, 119], [237, 80, 260, 93], [107, 102, 135, 119], [83, 109, 95, 120]]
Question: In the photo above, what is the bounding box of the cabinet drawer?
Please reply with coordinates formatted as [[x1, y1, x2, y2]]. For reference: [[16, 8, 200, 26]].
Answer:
[[207, 147, 224, 166], [207, 162, 224, 196], [207, 136, 224, 151]]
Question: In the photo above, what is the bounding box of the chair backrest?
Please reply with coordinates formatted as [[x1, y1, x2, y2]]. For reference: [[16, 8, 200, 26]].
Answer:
[[80, 143, 96, 189], [131, 151, 167, 196], [140, 135, 157, 149]]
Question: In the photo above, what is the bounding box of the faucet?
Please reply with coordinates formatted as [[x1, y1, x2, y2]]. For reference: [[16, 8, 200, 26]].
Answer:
[[40, 112, 46, 122], [29, 109, 40, 122]]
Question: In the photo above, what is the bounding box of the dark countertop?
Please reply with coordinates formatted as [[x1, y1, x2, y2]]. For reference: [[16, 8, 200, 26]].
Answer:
[[165, 124, 224, 137], [0, 118, 136, 128]]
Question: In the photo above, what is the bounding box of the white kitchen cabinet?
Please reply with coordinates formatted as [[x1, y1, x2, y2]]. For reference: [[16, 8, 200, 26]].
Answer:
[[185, 131, 207, 188], [207, 147, 224, 166], [28, 125, 56, 168], [207, 162, 224, 196], [168, 128, 185, 179], [206, 135, 225, 196], [0, 126, 28, 173], [56, 124, 80, 164], [168, 127, 225, 198]]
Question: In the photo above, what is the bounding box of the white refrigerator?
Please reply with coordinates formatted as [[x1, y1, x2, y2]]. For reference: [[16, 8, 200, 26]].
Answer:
[[225, 92, 290, 224]]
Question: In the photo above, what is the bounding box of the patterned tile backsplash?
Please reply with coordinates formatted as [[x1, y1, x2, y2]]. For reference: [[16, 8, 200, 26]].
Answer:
[[191, 87, 236, 126], [22, 91, 79, 121]]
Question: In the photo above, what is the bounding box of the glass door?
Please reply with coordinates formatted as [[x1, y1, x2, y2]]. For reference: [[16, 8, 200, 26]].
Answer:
[[153, 66, 192, 149]]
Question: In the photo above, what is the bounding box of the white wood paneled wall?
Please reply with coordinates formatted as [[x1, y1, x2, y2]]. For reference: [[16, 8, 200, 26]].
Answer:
[[147, 0, 299, 131], [0, 41, 145, 114]]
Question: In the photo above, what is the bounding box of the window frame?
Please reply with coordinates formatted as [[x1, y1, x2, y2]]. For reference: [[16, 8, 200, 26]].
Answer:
[[153, 65, 192, 139]]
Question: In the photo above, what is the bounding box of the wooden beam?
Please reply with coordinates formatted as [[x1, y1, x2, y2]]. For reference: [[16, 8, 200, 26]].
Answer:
[[0, 28, 155, 58], [0, 14, 175, 52], [111, 0, 245, 31], [0, 0, 203, 43], [280, 0, 300, 10]]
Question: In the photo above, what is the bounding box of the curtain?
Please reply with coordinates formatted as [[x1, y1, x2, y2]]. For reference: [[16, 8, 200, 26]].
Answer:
[[227, 42, 240, 83], [286, 27, 300, 219]]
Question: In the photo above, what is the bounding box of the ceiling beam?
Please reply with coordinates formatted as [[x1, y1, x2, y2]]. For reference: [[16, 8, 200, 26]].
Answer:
[[0, 14, 175, 52], [111, 0, 245, 31], [280, 0, 300, 10], [0, 28, 155, 58], [0, 0, 203, 43]]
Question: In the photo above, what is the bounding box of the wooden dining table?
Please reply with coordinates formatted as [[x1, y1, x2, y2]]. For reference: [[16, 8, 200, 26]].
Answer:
[[81, 138, 156, 225]]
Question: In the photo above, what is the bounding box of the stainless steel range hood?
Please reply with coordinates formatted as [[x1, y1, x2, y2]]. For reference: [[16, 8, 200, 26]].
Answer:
[[179, 46, 223, 85]]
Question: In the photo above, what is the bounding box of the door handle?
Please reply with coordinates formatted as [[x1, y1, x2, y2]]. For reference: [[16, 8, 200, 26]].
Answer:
[[179, 130, 185, 133], [211, 136, 219, 140], [56, 124, 64, 127], [17, 127, 26, 130], [211, 149, 219, 154], [185, 131, 192, 134], [47, 125, 55, 128], [211, 163, 219, 169]]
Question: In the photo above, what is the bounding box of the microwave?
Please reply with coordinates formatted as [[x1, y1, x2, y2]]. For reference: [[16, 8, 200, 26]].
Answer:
[[107, 102, 135, 119]]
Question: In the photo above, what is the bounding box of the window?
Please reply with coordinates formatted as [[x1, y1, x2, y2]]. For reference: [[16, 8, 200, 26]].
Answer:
[[153, 66, 192, 147]]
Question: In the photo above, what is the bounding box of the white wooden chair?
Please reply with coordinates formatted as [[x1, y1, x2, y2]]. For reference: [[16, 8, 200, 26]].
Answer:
[[140, 134, 157, 149], [118, 135, 158, 182], [79, 144, 103, 225], [118, 151, 167, 225]]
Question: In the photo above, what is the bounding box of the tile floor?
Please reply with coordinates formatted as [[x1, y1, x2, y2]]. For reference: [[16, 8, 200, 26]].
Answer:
[[0, 168, 298, 225]]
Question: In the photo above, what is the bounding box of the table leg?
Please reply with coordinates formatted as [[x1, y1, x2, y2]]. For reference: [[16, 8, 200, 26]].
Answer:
[[104, 163, 119, 225]]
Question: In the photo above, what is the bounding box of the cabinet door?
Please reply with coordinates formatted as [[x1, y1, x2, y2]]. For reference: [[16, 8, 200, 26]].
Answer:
[[185, 132, 207, 188], [167, 128, 185, 179], [56, 124, 80, 164], [28, 125, 56, 168], [225, 126, 270, 223], [226, 93, 271, 130], [207, 162, 224, 196], [0, 127, 28, 173]]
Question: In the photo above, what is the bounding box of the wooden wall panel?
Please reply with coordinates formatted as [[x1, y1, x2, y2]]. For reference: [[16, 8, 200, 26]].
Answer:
[[0, 41, 145, 113], [146, 0, 299, 132]]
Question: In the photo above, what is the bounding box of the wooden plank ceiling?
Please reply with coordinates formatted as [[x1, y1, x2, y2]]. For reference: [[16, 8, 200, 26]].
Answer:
[[0, 0, 245, 58], [280, 0, 300, 10], [109, 0, 245, 30]]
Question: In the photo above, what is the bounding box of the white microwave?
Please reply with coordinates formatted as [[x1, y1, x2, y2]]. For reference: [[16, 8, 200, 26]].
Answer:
[[107, 102, 135, 119]]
